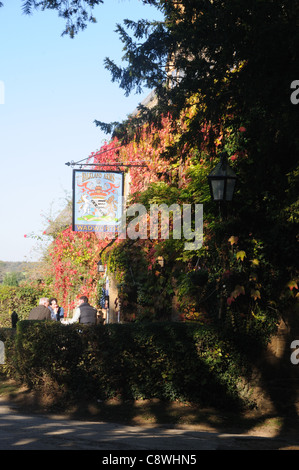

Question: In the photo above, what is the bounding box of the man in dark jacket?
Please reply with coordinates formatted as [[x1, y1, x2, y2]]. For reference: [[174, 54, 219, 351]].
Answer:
[[69, 296, 97, 325], [28, 298, 52, 320]]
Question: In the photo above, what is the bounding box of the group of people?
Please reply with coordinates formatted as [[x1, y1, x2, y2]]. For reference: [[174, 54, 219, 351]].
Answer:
[[28, 297, 63, 321], [28, 296, 98, 325]]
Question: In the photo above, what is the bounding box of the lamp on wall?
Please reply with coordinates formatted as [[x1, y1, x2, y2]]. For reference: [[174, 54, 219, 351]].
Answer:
[[207, 152, 237, 202], [97, 260, 105, 273]]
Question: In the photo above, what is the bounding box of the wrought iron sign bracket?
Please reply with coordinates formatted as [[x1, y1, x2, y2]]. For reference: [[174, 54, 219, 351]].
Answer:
[[65, 160, 148, 170]]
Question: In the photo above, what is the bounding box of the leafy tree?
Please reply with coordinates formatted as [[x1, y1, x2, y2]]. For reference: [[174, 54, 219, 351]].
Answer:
[[98, 1, 299, 303], [11, 0, 101, 36], [101, 1, 298, 147], [3, 272, 19, 287], [1, 0, 161, 37]]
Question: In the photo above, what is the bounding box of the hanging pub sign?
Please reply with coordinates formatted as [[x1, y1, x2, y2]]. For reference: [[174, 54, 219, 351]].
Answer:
[[72, 169, 124, 235]]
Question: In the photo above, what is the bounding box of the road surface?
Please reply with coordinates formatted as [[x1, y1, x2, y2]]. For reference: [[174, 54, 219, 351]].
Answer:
[[0, 398, 298, 451]]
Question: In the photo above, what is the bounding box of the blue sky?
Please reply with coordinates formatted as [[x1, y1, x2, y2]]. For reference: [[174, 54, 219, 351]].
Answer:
[[0, 0, 161, 262]]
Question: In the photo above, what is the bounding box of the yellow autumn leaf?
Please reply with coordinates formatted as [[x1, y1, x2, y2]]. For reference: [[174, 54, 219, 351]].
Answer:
[[251, 258, 260, 266], [236, 250, 246, 261], [228, 236, 239, 245]]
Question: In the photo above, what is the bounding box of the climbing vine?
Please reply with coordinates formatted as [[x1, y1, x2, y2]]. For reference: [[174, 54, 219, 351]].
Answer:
[[47, 227, 107, 311], [39, 99, 297, 336]]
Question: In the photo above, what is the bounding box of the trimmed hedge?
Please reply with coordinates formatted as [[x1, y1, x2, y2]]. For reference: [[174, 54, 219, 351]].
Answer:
[[1, 321, 255, 408]]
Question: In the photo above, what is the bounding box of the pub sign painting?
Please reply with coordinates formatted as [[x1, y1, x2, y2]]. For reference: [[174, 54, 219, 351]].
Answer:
[[72, 170, 124, 234]]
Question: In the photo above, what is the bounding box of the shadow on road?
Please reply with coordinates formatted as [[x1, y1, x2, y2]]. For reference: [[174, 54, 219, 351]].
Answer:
[[0, 397, 299, 450]]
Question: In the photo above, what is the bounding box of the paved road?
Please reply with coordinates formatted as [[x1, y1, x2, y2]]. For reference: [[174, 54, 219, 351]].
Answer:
[[0, 398, 297, 451]]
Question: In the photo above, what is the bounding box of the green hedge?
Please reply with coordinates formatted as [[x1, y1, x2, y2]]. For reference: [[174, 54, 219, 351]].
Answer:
[[0, 284, 51, 327], [1, 321, 256, 408]]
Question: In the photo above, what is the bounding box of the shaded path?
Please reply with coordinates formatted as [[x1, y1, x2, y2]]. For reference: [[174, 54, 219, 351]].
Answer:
[[0, 398, 298, 450]]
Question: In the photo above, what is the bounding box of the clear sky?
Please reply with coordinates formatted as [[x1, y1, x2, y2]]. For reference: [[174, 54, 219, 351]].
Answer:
[[0, 0, 161, 262]]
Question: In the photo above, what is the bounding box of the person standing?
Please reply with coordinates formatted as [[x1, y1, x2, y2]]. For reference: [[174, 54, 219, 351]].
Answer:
[[11, 311, 19, 328], [68, 296, 97, 325], [28, 298, 52, 321]]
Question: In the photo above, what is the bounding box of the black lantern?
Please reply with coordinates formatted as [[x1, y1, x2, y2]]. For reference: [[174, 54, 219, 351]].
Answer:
[[97, 260, 105, 273], [207, 152, 237, 202]]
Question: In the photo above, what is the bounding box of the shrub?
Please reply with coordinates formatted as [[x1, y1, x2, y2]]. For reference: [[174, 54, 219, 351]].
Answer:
[[0, 284, 51, 327], [1, 321, 258, 409]]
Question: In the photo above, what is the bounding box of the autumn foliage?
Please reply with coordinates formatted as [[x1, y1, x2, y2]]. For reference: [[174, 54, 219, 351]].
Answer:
[[48, 227, 107, 312], [44, 102, 298, 334]]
